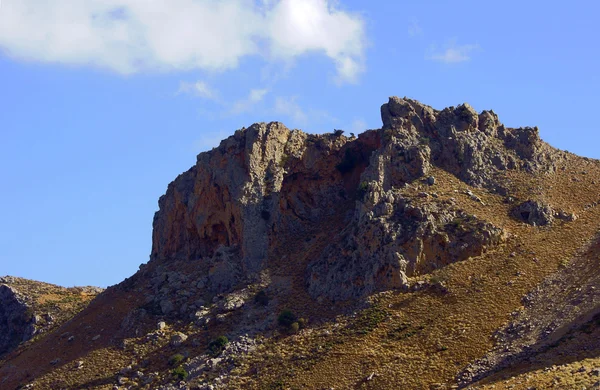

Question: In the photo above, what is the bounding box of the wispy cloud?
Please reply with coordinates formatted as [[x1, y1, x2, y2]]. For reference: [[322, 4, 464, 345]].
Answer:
[[429, 40, 480, 63], [350, 118, 367, 134], [229, 88, 269, 115], [0, 0, 366, 84], [408, 19, 422, 37], [274, 96, 308, 125], [191, 130, 230, 152], [177, 80, 218, 100], [272, 96, 337, 130]]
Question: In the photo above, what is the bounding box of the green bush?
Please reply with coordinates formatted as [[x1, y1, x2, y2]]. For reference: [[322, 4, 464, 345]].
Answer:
[[278, 310, 297, 328], [297, 317, 308, 329], [289, 322, 300, 333], [168, 353, 185, 367], [208, 335, 229, 356], [254, 290, 269, 306], [171, 366, 188, 381], [357, 181, 369, 200]]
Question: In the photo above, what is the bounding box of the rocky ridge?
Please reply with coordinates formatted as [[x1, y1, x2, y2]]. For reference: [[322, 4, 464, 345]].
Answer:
[[2, 96, 598, 390], [148, 97, 559, 303], [0, 276, 103, 357]]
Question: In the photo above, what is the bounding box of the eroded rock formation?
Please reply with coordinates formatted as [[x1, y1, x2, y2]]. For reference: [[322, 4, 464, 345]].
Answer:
[[148, 97, 559, 302]]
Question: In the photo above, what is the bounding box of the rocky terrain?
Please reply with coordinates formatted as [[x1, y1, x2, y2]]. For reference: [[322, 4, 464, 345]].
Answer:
[[2, 96, 600, 389], [0, 276, 102, 357]]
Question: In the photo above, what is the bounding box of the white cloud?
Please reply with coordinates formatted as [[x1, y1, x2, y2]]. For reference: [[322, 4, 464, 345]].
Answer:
[[177, 80, 217, 100], [429, 40, 480, 63], [0, 0, 366, 83], [229, 88, 269, 114], [267, 0, 365, 83]]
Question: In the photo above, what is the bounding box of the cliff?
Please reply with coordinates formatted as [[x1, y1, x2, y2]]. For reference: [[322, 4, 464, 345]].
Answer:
[[3, 96, 600, 390]]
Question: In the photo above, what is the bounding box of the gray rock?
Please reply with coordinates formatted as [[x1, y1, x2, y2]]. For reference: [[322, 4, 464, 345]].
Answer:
[[170, 332, 188, 347], [0, 284, 36, 356], [512, 200, 554, 226], [160, 299, 174, 315], [427, 176, 435, 185], [157, 321, 166, 330]]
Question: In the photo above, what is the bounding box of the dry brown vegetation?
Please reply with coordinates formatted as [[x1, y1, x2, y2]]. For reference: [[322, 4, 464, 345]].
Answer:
[[2, 152, 600, 389]]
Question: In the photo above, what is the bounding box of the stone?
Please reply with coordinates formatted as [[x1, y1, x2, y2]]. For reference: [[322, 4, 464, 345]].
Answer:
[[160, 299, 174, 315], [147, 96, 555, 303], [512, 200, 554, 226], [170, 332, 188, 347], [157, 321, 166, 330]]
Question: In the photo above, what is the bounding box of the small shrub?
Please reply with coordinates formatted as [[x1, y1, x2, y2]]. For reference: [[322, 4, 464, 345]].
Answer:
[[558, 258, 569, 268], [289, 322, 300, 333], [297, 317, 308, 329], [208, 335, 229, 356], [357, 181, 369, 200], [351, 307, 389, 335], [278, 310, 297, 328], [171, 366, 188, 381], [168, 353, 185, 367], [255, 290, 269, 306], [279, 154, 289, 167]]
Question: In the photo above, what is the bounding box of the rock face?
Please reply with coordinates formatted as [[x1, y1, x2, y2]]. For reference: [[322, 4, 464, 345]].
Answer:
[[0, 276, 103, 357], [512, 200, 555, 226], [0, 283, 34, 356], [149, 97, 558, 302]]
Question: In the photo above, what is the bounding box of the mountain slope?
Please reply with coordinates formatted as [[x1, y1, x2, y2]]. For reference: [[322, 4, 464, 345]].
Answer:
[[1, 97, 600, 390]]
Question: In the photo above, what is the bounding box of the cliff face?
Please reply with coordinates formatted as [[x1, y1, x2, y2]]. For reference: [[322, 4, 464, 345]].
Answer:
[[149, 97, 557, 301], [5, 96, 600, 390]]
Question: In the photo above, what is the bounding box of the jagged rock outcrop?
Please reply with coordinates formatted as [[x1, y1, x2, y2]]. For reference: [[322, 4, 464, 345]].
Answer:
[[0, 282, 33, 356], [148, 96, 559, 303], [0, 276, 102, 357], [512, 200, 555, 226]]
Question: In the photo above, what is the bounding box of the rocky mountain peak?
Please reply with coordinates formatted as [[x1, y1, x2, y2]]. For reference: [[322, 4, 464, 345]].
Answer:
[[146, 96, 560, 303]]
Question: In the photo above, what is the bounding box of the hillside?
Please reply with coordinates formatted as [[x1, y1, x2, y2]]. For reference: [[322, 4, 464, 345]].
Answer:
[[0, 276, 102, 359], [1, 96, 600, 390]]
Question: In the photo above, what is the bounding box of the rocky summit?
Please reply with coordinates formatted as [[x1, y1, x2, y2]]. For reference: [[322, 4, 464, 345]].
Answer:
[[2, 96, 600, 389]]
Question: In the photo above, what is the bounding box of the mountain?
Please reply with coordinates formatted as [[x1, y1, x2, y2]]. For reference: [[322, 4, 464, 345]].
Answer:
[[2, 96, 600, 390]]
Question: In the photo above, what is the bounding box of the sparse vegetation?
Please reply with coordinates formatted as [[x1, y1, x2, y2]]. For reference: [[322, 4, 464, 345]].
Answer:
[[278, 310, 298, 329], [170, 366, 188, 381], [357, 181, 369, 200], [168, 353, 185, 367], [349, 306, 389, 335], [208, 335, 229, 356], [279, 154, 290, 168]]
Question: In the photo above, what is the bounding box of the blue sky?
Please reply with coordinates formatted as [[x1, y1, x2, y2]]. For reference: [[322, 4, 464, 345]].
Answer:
[[1, 0, 599, 287]]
